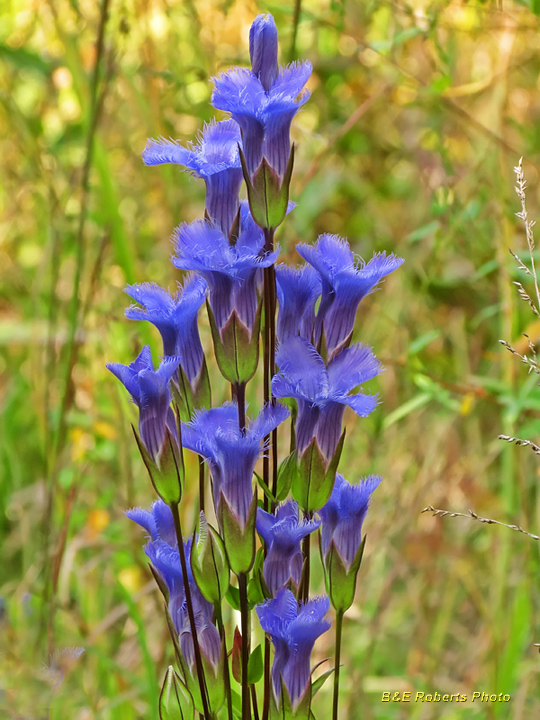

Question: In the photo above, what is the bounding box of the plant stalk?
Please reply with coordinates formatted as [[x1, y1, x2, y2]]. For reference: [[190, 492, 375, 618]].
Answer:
[[238, 572, 251, 720], [170, 503, 212, 720], [215, 604, 233, 720], [332, 610, 344, 720]]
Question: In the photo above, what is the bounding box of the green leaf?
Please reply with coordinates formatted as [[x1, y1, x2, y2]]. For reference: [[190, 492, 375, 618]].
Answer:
[[226, 585, 241, 611], [247, 644, 263, 684], [311, 668, 334, 698]]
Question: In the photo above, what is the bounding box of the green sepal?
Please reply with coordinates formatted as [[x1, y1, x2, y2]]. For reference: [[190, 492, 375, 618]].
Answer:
[[276, 451, 298, 502], [270, 675, 312, 720], [311, 668, 334, 698], [159, 666, 195, 720], [191, 511, 230, 605], [171, 359, 212, 422], [293, 431, 345, 513], [207, 301, 261, 385], [255, 471, 278, 505], [239, 145, 295, 231], [132, 422, 184, 505], [149, 563, 169, 603], [180, 634, 225, 717], [218, 492, 257, 575], [323, 535, 367, 612]]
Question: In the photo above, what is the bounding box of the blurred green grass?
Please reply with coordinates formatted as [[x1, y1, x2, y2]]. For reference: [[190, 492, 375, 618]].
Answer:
[[2, 0, 540, 718]]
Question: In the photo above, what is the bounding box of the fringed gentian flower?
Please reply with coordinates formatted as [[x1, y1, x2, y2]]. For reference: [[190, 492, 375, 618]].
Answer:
[[271, 336, 381, 462], [124, 274, 207, 385], [297, 234, 404, 357], [126, 501, 221, 674], [142, 119, 243, 236], [257, 588, 331, 709], [211, 13, 312, 177], [107, 347, 180, 460], [275, 263, 321, 343], [256, 501, 320, 594], [182, 402, 289, 528], [172, 202, 278, 340], [319, 473, 381, 571]]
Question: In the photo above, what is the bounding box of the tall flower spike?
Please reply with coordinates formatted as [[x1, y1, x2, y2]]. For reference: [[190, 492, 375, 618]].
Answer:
[[212, 14, 312, 178], [257, 588, 331, 710], [124, 274, 207, 385], [297, 234, 404, 358], [272, 337, 381, 461], [275, 263, 321, 343], [256, 500, 320, 595], [107, 347, 180, 461], [143, 119, 243, 236]]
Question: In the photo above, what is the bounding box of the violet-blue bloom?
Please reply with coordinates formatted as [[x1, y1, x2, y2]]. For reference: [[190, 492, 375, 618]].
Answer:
[[275, 263, 321, 343], [257, 588, 330, 707], [256, 501, 320, 594], [182, 402, 289, 528], [127, 502, 221, 672], [107, 347, 180, 460], [124, 274, 207, 384], [271, 337, 381, 461], [172, 202, 278, 337], [319, 473, 381, 571], [143, 119, 243, 236], [297, 234, 404, 357], [212, 14, 312, 177]]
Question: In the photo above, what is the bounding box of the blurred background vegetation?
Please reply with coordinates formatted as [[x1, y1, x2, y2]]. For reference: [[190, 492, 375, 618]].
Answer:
[[2, 0, 540, 718]]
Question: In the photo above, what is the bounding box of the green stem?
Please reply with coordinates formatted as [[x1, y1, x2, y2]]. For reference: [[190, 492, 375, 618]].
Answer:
[[238, 573, 251, 720], [170, 504, 212, 720], [332, 610, 344, 720], [215, 605, 233, 720]]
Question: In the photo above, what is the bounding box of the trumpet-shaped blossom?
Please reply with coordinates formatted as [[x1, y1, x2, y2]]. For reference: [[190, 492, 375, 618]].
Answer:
[[172, 202, 278, 337], [182, 402, 289, 527], [272, 337, 381, 461], [275, 263, 321, 343], [297, 234, 404, 357], [257, 588, 331, 707], [256, 501, 320, 594], [212, 14, 312, 177], [107, 347, 180, 460], [126, 501, 221, 672], [319, 474, 381, 571], [124, 274, 207, 384], [142, 119, 243, 236]]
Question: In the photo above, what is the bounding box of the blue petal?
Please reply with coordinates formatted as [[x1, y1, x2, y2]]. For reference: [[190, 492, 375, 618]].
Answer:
[[125, 507, 157, 540], [272, 337, 328, 402], [327, 344, 382, 397], [276, 264, 321, 343]]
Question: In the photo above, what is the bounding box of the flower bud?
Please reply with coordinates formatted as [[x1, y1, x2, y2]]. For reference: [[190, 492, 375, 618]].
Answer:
[[191, 512, 230, 605], [249, 14, 279, 92]]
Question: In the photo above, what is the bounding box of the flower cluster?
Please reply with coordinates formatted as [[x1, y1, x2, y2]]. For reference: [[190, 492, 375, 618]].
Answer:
[[109, 12, 401, 720]]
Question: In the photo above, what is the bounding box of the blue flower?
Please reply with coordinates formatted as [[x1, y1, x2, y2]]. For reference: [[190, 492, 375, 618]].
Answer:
[[271, 337, 381, 462], [124, 274, 207, 385], [212, 14, 311, 177], [275, 263, 321, 343], [182, 402, 289, 528], [107, 347, 180, 460], [256, 501, 320, 594], [126, 501, 221, 672], [257, 588, 330, 708], [297, 234, 404, 357], [172, 202, 278, 338], [143, 119, 243, 236], [319, 474, 381, 571]]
